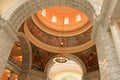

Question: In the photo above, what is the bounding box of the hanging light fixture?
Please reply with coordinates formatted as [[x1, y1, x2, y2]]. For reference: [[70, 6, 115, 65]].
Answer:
[[53, 40, 69, 63], [53, 9, 69, 63]]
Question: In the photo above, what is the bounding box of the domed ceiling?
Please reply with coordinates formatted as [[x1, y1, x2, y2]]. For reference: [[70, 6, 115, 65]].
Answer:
[[24, 6, 94, 53], [26, 17, 91, 47], [20, 6, 99, 73], [36, 6, 90, 33], [32, 7, 91, 36]]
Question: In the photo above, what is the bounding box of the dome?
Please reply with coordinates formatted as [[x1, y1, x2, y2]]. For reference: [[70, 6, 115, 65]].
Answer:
[[24, 6, 94, 53]]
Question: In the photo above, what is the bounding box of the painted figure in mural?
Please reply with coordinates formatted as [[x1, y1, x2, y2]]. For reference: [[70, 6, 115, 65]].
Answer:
[[84, 52, 98, 70]]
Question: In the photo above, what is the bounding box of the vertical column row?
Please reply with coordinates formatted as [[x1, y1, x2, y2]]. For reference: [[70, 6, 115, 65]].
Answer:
[[96, 25, 120, 80]]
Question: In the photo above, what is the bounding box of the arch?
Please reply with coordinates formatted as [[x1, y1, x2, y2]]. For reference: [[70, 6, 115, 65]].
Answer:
[[87, 0, 101, 15], [45, 54, 87, 75], [2, 0, 95, 33], [0, 0, 101, 77], [17, 32, 32, 69]]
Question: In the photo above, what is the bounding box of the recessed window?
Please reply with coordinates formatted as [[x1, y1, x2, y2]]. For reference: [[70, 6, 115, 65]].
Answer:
[[41, 9, 46, 17], [76, 14, 81, 22], [52, 16, 57, 23], [64, 18, 69, 24]]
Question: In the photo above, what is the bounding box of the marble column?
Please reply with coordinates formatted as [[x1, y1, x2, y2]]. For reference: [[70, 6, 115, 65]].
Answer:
[[110, 23, 120, 64], [0, 18, 19, 78], [95, 25, 120, 80]]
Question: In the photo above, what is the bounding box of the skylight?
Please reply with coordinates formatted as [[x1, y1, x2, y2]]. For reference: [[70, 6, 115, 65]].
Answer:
[[52, 16, 57, 23], [41, 9, 46, 17], [76, 14, 81, 22], [64, 18, 69, 24]]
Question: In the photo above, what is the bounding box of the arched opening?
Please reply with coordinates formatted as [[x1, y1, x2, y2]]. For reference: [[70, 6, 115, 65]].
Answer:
[[49, 60, 83, 80], [1, 0, 120, 80], [45, 54, 86, 80], [0, 0, 101, 80]]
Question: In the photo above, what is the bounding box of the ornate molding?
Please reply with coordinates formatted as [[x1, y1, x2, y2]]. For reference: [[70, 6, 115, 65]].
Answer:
[[24, 22, 95, 53], [17, 32, 32, 69], [1, 0, 95, 32]]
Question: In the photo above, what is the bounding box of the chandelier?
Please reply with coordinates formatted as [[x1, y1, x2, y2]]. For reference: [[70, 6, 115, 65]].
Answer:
[[53, 41, 69, 63], [53, 14, 69, 63]]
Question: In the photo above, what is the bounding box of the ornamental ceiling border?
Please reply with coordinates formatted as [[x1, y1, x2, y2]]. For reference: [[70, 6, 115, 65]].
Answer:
[[24, 22, 95, 53], [25, 18, 92, 47]]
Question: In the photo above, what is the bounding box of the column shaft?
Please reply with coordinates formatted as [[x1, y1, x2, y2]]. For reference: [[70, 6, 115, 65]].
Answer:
[[96, 26, 120, 80], [110, 23, 120, 64]]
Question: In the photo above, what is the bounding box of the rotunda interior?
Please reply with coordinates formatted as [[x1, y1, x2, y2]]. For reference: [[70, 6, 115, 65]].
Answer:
[[1, 6, 99, 80], [1, 0, 120, 80]]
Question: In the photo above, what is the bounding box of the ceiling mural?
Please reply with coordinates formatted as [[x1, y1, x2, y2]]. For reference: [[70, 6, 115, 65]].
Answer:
[[31, 44, 57, 72], [24, 7, 98, 73], [73, 45, 99, 72], [27, 17, 92, 47], [31, 43, 99, 72]]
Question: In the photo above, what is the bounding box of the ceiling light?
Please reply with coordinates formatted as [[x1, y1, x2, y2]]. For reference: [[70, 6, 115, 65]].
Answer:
[[52, 15, 57, 23], [53, 56, 69, 63], [76, 14, 81, 22], [41, 9, 46, 17], [64, 18, 69, 24]]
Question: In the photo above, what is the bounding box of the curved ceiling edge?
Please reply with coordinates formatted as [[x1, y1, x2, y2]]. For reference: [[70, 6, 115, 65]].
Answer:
[[24, 22, 95, 53], [32, 14, 92, 37]]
